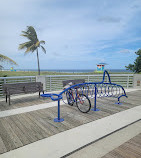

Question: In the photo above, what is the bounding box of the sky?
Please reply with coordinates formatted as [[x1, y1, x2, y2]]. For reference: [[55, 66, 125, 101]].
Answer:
[[0, 0, 141, 70]]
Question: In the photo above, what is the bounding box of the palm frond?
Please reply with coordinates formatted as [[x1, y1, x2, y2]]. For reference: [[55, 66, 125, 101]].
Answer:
[[35, 41, 40, 47], [40, 40, 45, 44], [20, 31, 29, 38], [30, 45, 37, 53], [0, 54, 18, 65], [20, 26, 39, 43], [18, 41, 33, 50], [27, 26, 38, 41], [21, 31, 28, 35], [25, 44, 36, 53], [21, 34, 36, 42], [41, 46, 46, 54], [20, 34, 28, 37]]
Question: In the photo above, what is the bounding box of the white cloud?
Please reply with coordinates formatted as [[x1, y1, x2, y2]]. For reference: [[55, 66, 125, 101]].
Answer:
[[119, 49, 130, 53]]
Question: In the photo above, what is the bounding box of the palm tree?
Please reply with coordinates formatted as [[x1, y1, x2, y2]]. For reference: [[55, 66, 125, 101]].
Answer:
[[19, 26, 46, 75], [0, 54, 17, 65]]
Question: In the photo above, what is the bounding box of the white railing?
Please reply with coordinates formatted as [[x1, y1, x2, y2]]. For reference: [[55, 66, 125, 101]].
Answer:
[[45, 74, 134, 92], [0, 74, 134, 97], [0, 76, 36, 97]]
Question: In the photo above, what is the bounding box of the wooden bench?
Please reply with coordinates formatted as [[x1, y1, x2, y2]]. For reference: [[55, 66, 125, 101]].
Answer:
[[2, 82, 44, 105]]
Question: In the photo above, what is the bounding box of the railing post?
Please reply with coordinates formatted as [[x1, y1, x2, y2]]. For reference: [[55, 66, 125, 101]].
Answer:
[[127, 76, 129, 89], [88, 76, 90, 82], [50, 76, 52, 91], [4, 78, 6, 84]]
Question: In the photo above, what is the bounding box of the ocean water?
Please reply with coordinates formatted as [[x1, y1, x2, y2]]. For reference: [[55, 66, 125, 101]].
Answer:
[[14, 69, 132, 73]]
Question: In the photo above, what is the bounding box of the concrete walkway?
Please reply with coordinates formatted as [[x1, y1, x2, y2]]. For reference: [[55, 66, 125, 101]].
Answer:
[[0, 105, 141, 158], [68, 120, 141, 158]]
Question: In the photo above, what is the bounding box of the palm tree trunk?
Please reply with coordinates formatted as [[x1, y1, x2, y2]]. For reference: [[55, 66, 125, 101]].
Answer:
[[36, 48, 40, 75]]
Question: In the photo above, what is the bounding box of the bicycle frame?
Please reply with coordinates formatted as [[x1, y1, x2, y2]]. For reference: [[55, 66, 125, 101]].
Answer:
[[66, 88, 81, 103]]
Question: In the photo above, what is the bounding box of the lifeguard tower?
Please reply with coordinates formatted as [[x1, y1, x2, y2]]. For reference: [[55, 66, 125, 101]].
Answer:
[[96, 63, 107, 72], [10, 67, 16, 72]]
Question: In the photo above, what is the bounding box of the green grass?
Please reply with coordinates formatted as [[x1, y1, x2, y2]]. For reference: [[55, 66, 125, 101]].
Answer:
[[0, 70, 134, 77]]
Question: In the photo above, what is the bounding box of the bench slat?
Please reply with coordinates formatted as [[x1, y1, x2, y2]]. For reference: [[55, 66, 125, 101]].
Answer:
[[2, 82, 44, 105]]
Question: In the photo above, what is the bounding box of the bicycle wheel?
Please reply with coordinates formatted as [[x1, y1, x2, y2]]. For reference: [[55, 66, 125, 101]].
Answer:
[[66, 91, 74, 106], [76, 94, 91, 113]]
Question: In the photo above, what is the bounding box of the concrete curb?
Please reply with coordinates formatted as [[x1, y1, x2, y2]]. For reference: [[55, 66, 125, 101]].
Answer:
[[0, 99, 66, 118]]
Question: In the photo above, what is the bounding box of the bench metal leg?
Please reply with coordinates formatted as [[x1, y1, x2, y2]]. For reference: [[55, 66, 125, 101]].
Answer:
[[39, 91, 44, 98], [6, 95, 7, 103], [8, 95, 10, 105]]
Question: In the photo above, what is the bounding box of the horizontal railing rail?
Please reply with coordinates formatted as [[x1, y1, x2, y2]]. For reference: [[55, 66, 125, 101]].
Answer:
[[45, 74, 133, 92], [0, 76, 36, 79], [44, 74, 134, 77]]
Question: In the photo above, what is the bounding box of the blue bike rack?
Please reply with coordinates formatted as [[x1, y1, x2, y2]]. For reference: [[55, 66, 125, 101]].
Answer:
[[91, 85, 100, 111], [41, 70, 127, 122]]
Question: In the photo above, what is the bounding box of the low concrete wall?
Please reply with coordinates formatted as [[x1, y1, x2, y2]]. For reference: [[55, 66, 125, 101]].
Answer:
[[133, 74, 141, 89], [36, 76, 46, 91]]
